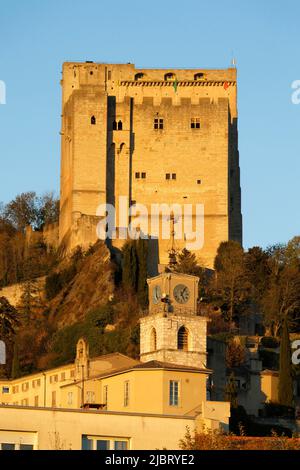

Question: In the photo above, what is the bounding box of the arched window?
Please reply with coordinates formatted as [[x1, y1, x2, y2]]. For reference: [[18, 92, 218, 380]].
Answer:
[[164, 72, 175, 81], [194, 73, 204, 81], [177, 326, 188, 351], [91, 115, 96, 125], [135, 73, 145, 81], [112, 120, 117, 130], [150, 328, 157, 351], [118, 120, 123, 130]]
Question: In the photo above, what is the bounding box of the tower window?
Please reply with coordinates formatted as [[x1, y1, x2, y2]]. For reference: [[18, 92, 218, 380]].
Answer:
[[91, 115, 96, 125], [135, 172, 140, 179], [150, 328, 157, 351], [197, 179, 201, 185], [107, 70, 111, 80], [191, 118, 200, 129], [166, 173, 170, 180], [135, 72, 145, 81], [154, 118, 164, 130], [141, 172, 146, 179], [164, 72, 176, 81], [112, 120, 117, 130], [172, 173, 176, 180], [169, 380, 179, 406], [177, 326, 188, 351], [118, 120, 123, 130], [194, 72, 204, 81]]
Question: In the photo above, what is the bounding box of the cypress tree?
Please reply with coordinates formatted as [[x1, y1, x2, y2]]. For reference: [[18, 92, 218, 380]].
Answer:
[[278, 316, 294, 407], [137, 238, 148, 308], [224, 372, 238, 409], [122, 241, 138, 291]]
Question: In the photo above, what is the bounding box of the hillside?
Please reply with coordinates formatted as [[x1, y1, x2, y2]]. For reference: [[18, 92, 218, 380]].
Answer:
[[48, 242, 115, 327]]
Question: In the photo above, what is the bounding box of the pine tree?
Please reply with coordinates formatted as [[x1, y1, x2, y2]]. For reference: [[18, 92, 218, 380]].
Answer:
[[18, 277, 45, 326], [278, 316, 294, 407], [176, 248, 202, 276]]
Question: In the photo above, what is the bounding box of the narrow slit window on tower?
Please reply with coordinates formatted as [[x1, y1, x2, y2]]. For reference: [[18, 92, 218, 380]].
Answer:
[[112, 120, 117, 130], [154, 118, 164, 130], [177, 326, 188, 351], [118, 120, 123, 130], [191, 118, 200, 129], [150, 328, 157, 351], [91, 115, 96, 125]]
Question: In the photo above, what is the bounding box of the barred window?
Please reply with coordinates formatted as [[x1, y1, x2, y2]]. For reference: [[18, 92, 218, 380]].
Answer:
[[169, 380, 179, 406], [154, 118, 164, 130], [177, 326, 188, 350]]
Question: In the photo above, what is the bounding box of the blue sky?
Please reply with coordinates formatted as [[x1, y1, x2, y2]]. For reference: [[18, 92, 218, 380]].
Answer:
[[0, 0, 299, 249]]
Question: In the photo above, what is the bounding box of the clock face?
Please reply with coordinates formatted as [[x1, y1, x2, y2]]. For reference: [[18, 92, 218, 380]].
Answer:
[[153, 285, 162, 304], [173, 284, 190, 304]]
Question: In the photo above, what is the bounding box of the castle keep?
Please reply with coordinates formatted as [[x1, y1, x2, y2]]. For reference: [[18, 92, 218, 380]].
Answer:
[[59, 62, 242, 268]]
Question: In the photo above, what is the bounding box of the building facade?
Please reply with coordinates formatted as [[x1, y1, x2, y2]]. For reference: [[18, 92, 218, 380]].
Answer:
[[0, 270, 231, 449], [59, 62, 242, 268]]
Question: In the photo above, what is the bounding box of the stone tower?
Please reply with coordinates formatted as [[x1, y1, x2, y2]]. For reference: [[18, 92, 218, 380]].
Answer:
[[59, 62, 242, 268], [140, 272, 208, 368]]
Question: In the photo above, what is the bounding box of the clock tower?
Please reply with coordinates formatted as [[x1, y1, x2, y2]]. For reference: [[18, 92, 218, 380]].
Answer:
[[140, 272, 209, 368]]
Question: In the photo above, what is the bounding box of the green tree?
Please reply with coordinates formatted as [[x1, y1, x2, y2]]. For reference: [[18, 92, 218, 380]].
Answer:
[[176, 248, 203, 276], [244, 246, 271, 304], [18, 278, 45, 325], [0, 297, 19, 339], [4, 192, 38, 232], [225, 340, 245, 368], [122, 241, 138, 291], [137, 238, 148, 308], [224, 372, 238, 409], [262, 264, 300, 337], [278, 316, 294, 407], [213, 241, 249, 324]]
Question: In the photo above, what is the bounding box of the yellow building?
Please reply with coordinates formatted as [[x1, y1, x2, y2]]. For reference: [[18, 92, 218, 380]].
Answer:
[[0, 270, 232, 449]]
